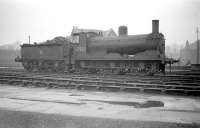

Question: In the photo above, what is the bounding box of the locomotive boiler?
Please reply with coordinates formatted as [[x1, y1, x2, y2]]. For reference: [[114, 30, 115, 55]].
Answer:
[[16, 20, 165, 74]]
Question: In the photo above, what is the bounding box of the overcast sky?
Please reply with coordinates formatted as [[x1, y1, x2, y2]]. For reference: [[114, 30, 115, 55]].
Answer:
[[0, 0, 199, 46]]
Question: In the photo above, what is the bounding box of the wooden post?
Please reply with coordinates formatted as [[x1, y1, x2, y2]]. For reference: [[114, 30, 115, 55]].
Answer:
[[28, 35, 30, 44], [197, 28, 199, 64]]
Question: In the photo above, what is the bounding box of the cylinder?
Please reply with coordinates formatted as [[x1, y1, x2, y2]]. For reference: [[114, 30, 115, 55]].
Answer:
[[118, 26, 128, 36], [152, 20, 159, 34]]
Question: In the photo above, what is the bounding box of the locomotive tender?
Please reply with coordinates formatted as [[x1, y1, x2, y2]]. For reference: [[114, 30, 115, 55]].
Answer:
[[16, 20, 165, 73]]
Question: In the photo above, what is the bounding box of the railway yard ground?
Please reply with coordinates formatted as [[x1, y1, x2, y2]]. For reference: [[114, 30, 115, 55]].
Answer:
[[0, 67, 200, 128]]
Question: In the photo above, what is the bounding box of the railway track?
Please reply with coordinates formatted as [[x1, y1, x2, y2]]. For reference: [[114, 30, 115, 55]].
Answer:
[[0, 68, 200, 96]]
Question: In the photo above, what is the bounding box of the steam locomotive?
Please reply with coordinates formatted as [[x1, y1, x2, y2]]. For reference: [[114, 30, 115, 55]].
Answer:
[[15, 20, 165, 74]]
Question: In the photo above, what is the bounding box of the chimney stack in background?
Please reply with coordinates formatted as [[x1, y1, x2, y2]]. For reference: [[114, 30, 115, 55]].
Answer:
[[152, 20, 159, 34]]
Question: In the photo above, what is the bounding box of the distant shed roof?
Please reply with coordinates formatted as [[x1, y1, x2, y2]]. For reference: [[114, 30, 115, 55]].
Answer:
[[71, 27, 117, 37]]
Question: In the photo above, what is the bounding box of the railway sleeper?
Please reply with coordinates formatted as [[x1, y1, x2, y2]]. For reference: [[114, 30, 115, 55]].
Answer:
[[78, 84, 99, 90], [47, 82, 60, 88], [124, 83, 160, 88], [67, 83, 80, 89], [164, 89, 186, 95], [0, 76, 18, 79], [65, 83, 77, 89], [45, 82, 66, 89], [98, 85, 120, 92], [74, 80, 116, 86], [0, 79, 10, 84], [59, 83, 70, 88], [163, 82, 181, 85], [8, 80, 22, 86], [161, 84, 200, 90], [32, 81, 48, 87], [182, 83, 200, 86], [180, 80, 198, 83], [143, 88, 163, 93], [22, 81, 34, 87], [184, 90, 200, 96], [173, 86, 200, 90], [122, 86, 143, 92]]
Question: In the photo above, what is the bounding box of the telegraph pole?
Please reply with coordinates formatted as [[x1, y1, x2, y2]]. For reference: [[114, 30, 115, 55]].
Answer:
[[28, 35, 30, 44], [197, 28, 199, 64]]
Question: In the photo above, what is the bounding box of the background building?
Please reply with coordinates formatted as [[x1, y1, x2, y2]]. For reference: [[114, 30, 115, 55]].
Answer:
[[180, 40, 200, 65]]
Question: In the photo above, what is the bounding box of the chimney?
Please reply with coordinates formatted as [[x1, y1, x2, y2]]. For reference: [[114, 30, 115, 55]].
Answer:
[[152, 20, 159, 34], [118, 26, 128, 36]]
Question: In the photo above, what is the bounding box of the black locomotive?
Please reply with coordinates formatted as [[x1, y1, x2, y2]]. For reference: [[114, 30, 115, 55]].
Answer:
[[15, 20, 165, 74]]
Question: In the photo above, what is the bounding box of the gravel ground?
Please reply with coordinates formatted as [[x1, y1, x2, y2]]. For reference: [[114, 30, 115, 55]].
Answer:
[[0, 85, 200, 127], [0, 109, 199, 128]]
